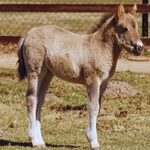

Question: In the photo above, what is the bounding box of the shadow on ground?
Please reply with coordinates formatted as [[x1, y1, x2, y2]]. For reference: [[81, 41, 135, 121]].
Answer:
[[0, 139, 81, 149], [50, 104, 87, 112]]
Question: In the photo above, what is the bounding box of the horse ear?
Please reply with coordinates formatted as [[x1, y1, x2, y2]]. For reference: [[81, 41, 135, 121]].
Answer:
[[130, 4, 137, 15], [117, 4, 125, 19]]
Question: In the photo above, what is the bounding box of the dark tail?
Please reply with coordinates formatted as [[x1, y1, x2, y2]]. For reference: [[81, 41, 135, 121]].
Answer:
[[17, 36, 27, 81]]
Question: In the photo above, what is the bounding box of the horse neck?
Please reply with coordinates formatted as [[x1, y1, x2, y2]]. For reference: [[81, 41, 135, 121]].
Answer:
[[90, 16, 122, 74]]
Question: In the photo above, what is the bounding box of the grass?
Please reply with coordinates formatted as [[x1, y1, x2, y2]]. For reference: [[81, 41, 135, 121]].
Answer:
[[0, 67, 150, 150], [144, 51, 150, 57]]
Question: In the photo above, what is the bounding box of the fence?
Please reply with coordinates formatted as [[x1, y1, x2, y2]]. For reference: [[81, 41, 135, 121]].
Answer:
[[0, 3, 149, 46]]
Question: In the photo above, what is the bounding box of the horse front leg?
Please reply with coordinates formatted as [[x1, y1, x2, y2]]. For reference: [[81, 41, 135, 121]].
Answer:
[[86, 76, 101, 150], [26, 75, 45, 147], [99, 79, 108, 107]]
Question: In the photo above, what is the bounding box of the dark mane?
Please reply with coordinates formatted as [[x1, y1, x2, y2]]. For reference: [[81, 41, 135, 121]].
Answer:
[[90, 13, 114, 33]]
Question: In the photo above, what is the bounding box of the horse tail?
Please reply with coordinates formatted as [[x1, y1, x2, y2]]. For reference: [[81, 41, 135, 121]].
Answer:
[[17, 35, 27, 81]]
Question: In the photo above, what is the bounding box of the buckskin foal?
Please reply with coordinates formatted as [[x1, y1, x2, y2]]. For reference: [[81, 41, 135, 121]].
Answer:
[[17, 4, 143, 150]]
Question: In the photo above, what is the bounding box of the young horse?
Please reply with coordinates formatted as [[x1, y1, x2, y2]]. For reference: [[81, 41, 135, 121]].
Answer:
[[17, 4, 143, 150]]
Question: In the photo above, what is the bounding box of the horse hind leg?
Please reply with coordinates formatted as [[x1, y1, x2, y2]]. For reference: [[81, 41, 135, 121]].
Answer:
[[35, 70, 53, 146], [26, 73, 44, 147], [26, 68, 53, 147]]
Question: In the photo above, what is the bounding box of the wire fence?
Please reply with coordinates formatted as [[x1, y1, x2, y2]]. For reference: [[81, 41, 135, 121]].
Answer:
[[0, 12, 104, 36], [0, 0, 142, 4], [0, 0, 147, 36], [0, 0, 149, 53], [1, 12, 148, 35]]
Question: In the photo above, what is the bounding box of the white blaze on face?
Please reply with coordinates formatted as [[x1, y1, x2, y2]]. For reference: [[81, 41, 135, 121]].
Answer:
[[137, 40, 144, 47]]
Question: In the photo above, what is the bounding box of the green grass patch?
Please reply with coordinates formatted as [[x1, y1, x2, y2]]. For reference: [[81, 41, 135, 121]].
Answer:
[[143, 51, 150, 57]]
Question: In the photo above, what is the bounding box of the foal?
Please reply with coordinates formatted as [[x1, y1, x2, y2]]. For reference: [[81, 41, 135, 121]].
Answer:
[[17, 4, 143, 150]]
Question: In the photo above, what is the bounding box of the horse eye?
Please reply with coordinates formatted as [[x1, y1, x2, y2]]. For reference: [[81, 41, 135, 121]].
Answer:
[[118, 25, 128, 34], [121, 27, 128, 33]]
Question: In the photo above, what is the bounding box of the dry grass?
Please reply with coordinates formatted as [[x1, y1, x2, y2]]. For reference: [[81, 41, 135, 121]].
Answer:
[[0, 68, 150, 150]]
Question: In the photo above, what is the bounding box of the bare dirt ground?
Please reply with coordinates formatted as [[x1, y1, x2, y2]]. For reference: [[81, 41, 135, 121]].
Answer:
[[117, 58, 150, 73], [104, 81, 137, 98], [0, 53, 18, 69], [0, 53, 150, 73]]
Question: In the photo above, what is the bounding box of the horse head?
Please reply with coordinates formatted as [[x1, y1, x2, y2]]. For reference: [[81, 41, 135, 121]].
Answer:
[[114, 4, 144, 56]]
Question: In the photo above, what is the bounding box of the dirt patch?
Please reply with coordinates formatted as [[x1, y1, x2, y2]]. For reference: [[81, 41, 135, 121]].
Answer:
[[117, 59, 150, 73], [104, 81, 137, 99], [127, 56, 150, 61], [0, 53, 18, 69], [0, 73, 15, 79]]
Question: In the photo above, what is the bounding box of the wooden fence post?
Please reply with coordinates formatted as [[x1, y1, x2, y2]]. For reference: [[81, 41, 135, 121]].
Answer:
[[142, 0, 149, 37]]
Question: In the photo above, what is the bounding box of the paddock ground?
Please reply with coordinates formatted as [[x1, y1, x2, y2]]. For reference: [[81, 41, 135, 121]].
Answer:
[[0, 48, 150, 150]]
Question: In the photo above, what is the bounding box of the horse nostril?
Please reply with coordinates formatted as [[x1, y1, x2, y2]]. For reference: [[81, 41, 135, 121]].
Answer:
[[131, 43, 143, 56], [137, 45, 143, 51], [132, 43, 143, 51]]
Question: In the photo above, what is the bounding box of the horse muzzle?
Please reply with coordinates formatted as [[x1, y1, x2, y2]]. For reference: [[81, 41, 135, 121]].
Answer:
[[131, 43, 143, 56]]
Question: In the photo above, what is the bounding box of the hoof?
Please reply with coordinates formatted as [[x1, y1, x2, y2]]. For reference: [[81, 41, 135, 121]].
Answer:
[[90, 141, 100, 150], [91, 147, 100, 150], [33, 144, 46, 148], [32, 138, 46, 148]]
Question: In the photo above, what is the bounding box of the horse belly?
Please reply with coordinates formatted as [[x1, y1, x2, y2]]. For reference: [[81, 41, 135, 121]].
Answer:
[[46, 55, 83, 83]]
